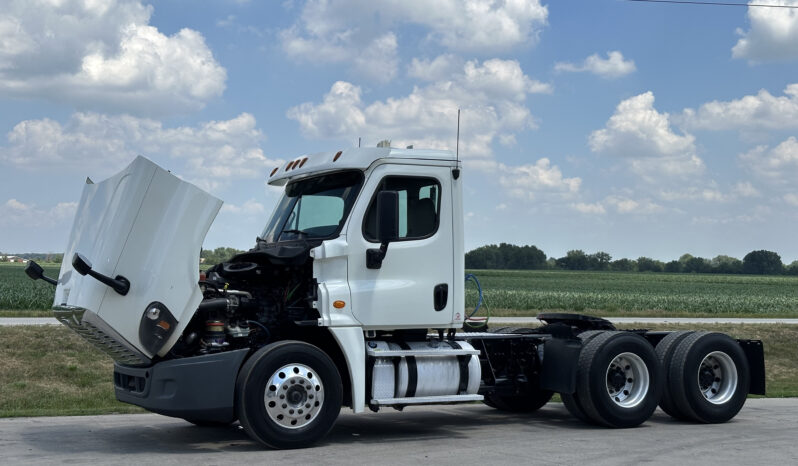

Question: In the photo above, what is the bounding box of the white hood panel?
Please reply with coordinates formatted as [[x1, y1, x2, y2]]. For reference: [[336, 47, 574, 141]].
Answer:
[[55, 156, 222, 358]]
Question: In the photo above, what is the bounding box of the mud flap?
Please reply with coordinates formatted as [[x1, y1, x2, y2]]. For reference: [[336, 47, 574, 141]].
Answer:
[[738, 339, 766, 395], [539, 337, 582, 394]]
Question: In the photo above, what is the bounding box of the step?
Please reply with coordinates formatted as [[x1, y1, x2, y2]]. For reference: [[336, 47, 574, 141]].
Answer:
[[370, 394, 484, 406], [366, 347, 480, 358]]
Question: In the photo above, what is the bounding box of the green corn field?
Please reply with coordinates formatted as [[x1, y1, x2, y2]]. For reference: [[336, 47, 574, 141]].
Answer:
[[0, 263, 61, 312], [465, 270, 798, 317], [3, 263, 798, 317]]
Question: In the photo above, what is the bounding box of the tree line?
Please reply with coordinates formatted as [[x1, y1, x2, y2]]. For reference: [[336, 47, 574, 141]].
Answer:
[[200, 247, 245, 265], [465, 243, 798, 276]]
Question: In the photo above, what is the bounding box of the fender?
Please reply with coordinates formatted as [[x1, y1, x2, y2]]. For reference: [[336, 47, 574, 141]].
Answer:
[[328, 326, 366, 413]]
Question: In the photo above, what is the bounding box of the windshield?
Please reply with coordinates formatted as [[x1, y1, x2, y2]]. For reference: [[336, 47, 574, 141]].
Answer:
[[260, 170, 364, 243]]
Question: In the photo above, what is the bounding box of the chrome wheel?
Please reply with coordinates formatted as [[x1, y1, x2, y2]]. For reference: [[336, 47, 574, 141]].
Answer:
[[698, 351, 737, 405], [264, 363, 325, 429], [605, 352, 650, 408]]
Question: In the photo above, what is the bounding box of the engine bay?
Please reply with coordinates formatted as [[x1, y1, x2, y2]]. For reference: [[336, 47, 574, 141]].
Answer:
[[167, 242, 320, 359]]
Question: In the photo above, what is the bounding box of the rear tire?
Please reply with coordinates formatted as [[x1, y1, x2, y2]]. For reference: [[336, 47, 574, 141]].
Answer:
[[236, 341, 343, 449], [655, 330, 695, 419], [572, 331, 662, 428], [668, 332, 749, 423], [561, 330, 607, 423]]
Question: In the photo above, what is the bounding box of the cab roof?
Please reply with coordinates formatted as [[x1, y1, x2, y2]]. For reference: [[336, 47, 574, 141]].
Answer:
[[267, 147, 456, 186]]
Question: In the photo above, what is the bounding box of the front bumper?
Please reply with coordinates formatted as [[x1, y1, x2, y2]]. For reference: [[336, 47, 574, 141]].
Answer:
[[114, 349, 249, 423]]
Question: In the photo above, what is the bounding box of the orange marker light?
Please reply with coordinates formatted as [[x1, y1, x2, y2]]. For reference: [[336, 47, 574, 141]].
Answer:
[[300, 157, 308, 168], [333, 151, 343, 162], [333, 300, 346, 309], [157, 320, 171, 331], [270, 167, 278, 176]]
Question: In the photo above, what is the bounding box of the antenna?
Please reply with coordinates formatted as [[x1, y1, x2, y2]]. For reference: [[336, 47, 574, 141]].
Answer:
[[456, 108, 460, 163]]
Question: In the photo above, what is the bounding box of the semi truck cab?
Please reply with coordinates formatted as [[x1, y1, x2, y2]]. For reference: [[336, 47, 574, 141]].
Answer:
[[29, 148, 766, 449]]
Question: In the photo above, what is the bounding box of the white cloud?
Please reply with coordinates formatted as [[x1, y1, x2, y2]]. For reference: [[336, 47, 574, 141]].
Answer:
[[221, 199, 266, 215], [0, 112, 278, 192], [407, 54, 463, 81], [680, 84, 798, 130], [784, 193, 798, 206], [605, 195, 664, 215], [280, 0, 548, 80], [287, 58, 549, 166], [498, 158, 581, 200], [739, 136, 798, 183], [0, 0, 226, 115], [0, 198, 77, 228], [589, 92, 702, 178], [732, 1, 798, 62], [554, 51, 636, 78], [658, 187, 727, 202], [571, 202, 606, 214], [733, 181, 761, 197]]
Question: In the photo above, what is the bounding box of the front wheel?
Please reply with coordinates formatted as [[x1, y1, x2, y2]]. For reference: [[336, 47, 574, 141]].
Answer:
[[236, 341, 343, 449]]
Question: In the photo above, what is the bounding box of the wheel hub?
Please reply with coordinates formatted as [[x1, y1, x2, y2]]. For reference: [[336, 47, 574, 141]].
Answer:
[[605, 352, 649, 409], [264, 363, 324, 429], [698, 351, 737, 405]]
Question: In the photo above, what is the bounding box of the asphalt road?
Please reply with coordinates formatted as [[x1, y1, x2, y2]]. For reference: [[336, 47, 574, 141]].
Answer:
[[2, 399, 796, 465], [4, 316, 798, 326]]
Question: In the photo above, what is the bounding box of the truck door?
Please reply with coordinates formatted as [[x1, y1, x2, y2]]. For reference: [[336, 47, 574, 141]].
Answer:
[[346, 163, 455, 328]]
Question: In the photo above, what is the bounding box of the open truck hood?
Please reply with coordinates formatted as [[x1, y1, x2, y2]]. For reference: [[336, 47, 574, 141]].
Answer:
[[54, 156, 222, 365]]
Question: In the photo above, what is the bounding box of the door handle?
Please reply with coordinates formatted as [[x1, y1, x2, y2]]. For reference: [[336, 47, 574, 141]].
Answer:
[[434, 284, 448, 311]]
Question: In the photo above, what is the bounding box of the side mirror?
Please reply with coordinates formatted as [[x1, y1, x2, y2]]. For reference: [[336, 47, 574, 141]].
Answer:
[[376, 190, 399, 243], [72, 253, 93, 276], [24, 260, 58, 286], [367, 190, 399, 269]]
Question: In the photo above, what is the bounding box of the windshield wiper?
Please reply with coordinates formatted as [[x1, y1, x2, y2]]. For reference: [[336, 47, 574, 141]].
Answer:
[[279, 229, 308, 238]]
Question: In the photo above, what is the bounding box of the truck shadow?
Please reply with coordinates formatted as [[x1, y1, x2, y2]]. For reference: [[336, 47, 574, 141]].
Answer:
[[18, 404, 690, 454]]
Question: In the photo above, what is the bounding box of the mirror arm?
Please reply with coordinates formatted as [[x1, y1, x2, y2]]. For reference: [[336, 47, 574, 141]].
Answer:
[[72, 253, 131, 296], [366, 241, 390, 269]]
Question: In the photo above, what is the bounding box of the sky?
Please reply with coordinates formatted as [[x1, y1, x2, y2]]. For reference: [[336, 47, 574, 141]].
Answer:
[[1, 0, 798, 263]]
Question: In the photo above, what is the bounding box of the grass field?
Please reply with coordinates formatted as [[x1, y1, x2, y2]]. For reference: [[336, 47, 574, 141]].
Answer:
[[467, 269, 798, 318], [3, 263, 798, 317], [0, 325, 143, 417], [0, 323, 794, 418]]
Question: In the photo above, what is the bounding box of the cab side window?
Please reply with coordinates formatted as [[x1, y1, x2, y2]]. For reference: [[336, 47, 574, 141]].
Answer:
[[363, 176, 440, 242]]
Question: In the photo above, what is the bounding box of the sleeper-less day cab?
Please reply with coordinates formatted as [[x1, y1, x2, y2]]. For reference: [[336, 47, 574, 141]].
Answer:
[[25, 148, 766, 449]]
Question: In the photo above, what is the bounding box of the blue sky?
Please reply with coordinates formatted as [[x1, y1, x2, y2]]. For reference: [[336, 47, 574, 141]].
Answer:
[[1, 0, 798, 263]]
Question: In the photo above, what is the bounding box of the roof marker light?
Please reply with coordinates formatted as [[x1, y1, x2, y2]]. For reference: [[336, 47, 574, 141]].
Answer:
[[333, 151, 342, 162], [270, 167, 278, 177], [300, 157, 308, 168]]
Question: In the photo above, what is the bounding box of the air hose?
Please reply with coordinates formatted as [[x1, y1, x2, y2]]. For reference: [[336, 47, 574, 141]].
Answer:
[[464, 273, 490, 328]]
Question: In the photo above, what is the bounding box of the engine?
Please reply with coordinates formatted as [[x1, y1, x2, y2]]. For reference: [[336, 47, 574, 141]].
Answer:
[[168, 248, 319, 359]]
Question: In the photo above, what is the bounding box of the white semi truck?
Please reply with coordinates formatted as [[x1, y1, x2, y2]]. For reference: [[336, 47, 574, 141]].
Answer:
[[25, 149, 765, 449]]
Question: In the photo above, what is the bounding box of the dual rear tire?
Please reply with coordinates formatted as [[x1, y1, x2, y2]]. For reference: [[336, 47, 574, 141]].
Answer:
[[656, 331, 749, 423], [563, 331, 661, 428], [564, 330, 750, 427]]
